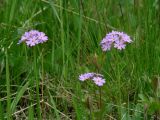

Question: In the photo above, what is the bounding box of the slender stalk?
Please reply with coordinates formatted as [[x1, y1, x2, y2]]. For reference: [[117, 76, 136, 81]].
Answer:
[[87, 97, 92, 119], [77, 0, 82, 65], [6, 50, 11, 120], [24, 45, 28, 64], [0, 98, 3, 120], [60, 0, 65, 78], [33, 47, 42, 120], [28, 105, 34, 120], [41, 49, 44, 117], [99, 87, 102, 109], [28, 89, 34, 119], [117, 56, 122, 119]]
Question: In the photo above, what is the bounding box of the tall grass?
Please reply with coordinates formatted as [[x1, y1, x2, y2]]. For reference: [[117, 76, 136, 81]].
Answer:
[[0, 0, 160, 119], [5, 50, 11, 120]]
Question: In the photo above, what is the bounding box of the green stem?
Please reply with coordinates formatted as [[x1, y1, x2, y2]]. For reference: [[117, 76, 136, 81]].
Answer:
[[99, 87, 102, 109], [33, 47, 42, 120], [6, 50, 11, 120], [87, 97, 92, 119], [117, 56, 122, 119], [77, 0, 82, 65], [41, 49, 44, 116], [60, 0, 65, 78], [0, 98, 4, 120]]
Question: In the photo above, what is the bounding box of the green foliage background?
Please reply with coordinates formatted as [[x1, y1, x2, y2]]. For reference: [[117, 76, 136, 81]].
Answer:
[[0, 0, 160, 119]]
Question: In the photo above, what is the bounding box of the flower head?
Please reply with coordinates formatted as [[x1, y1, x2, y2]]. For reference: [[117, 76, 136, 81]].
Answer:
[[79, 73, 95, 81], [18, 30, 48, 47], [100, 31, 132, 51], [79, 72, 106, 86], [92, 77, 106, 86]]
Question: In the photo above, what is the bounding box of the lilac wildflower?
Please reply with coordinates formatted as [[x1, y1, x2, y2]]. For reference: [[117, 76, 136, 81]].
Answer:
[[79, 72, 106, 86], [18, 30, 48, 47], [92, 77, 106, 86], [114, 40, 126, 50], [79, 73, 95, 81], [100, 31, 132, 51]]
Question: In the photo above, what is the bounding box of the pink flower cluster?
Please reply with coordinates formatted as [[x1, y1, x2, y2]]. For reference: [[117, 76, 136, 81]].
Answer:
[[79, 72, 105, 87], [100, 31, 132, 51], [18, 30, 48, 47]]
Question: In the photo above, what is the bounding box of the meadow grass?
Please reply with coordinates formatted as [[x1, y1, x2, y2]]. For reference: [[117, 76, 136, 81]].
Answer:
[[0, 0, 160, 119]]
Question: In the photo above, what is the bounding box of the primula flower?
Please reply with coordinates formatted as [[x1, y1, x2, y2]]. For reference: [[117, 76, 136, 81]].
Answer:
[[100, 31, 132, 51], [18, 30, 48, 47], [79, 73, 94, 81], [78, 72, 106, 86], [114, 40, 126, 50], [92, 77, 106, 86]]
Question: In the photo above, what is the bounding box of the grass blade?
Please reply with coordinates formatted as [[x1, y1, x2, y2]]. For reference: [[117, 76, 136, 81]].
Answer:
[[0, 99, 4, 120], [5, 50, 11, 120], [10, 80, 30, 114], [48, 89, 60, 120]]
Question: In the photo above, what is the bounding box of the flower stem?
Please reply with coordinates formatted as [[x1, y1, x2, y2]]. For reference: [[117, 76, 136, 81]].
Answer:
[[41, 49, 44, 116], [117, 56, 122, 119], [99, 87, 102, 109], [33, 47, 42, 120], [6, 50, 11, 120]]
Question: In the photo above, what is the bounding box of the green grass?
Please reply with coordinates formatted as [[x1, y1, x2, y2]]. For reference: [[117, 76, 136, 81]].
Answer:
[[0, 0, 160, 119]]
